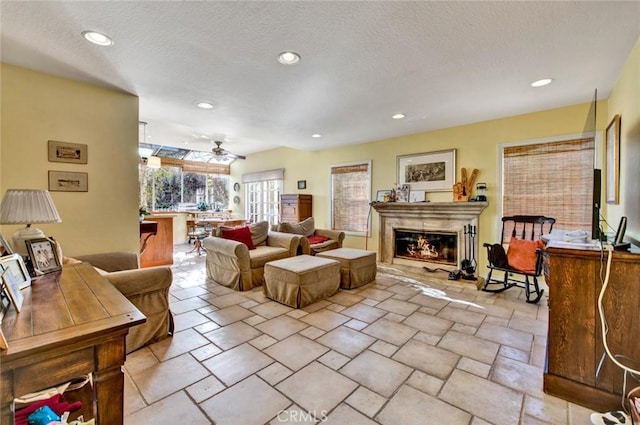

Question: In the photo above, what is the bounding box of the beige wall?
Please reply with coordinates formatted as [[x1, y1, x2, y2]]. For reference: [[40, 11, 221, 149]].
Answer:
[[232, 101, 610, 270], [606, 37, 640, 243], [0, 64, 140, 257]]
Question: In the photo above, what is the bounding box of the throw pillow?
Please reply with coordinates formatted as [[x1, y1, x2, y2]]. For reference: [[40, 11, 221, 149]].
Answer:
[[507, 238, 544, 273], [280, 217, 316, 238], [222, 226, 256, 250], [307, 234, 330, 245], [249, 221, 269, 246]]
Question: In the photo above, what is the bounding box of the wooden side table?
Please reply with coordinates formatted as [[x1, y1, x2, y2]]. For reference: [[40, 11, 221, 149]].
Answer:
[[0, 262, 145, 425]]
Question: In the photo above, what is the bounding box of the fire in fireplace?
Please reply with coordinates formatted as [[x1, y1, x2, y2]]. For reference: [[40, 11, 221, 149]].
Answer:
[[394, 229, 457, 266]]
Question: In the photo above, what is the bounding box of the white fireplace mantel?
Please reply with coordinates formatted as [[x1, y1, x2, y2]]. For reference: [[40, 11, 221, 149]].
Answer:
[[372, 201, 488, 270]]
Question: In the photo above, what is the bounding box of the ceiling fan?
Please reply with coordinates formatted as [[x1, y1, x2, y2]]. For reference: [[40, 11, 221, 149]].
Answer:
[[211, 141, 246, 160]]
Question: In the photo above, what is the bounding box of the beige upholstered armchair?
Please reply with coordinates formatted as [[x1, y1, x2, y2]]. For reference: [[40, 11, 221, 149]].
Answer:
[[72, 252, 173, 353], [276, 217, 345, 255], [203, 221, 301, 291]]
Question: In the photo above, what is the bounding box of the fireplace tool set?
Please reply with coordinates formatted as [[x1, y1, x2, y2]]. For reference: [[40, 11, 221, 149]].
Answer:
[[460, 225, 477, 280], [423, 225, 477, 281]]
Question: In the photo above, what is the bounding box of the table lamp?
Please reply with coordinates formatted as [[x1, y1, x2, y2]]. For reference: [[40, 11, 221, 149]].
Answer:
[[0, 189, 62, 256]]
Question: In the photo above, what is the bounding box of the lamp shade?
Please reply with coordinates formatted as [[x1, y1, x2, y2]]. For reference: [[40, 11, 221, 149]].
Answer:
[[147, 156, 161, 169], [0, 189, 62, 225]]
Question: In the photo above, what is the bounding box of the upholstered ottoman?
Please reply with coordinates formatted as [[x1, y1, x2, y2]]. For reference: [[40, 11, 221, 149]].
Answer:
[[317, 248, 377, 289], [263, 255, 340, 308]]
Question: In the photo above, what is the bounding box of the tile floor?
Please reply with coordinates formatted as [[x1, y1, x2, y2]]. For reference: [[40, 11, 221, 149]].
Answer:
[[123, 245, 598, 425]]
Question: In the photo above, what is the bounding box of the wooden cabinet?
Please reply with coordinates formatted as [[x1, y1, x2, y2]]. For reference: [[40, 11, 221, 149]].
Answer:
[[0, 263, 144, 425], [140, 215, 174, 267], [280, 194, 312, 223], [543, 245, 640, 412]]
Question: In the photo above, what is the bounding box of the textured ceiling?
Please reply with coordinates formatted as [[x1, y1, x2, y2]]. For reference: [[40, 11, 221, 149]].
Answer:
[[1, 1, 639, 157]]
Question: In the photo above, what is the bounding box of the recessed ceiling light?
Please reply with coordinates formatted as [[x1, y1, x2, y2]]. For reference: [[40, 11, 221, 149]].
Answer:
[[82, 30, 113, 46], [392, 113, 406, 120], [197, 102, 214, 109], [277, 51, 301, 65], [531, 78, 553, 87], [311, 134, 322, 138]]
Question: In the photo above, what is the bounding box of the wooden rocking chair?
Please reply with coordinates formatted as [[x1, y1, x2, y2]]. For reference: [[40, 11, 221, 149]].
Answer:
[[481, 215, 555, 304]]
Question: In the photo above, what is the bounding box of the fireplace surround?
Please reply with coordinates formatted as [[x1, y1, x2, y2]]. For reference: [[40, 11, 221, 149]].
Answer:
[[372, 201, 488, 271]]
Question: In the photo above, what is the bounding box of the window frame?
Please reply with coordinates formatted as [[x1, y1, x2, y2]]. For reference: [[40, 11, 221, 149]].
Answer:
[[139, 165, 230, 211], [244, 179, 282, 225]]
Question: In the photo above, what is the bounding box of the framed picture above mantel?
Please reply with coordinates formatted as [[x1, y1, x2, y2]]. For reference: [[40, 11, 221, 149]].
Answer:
[[397, 149, 456, 192]]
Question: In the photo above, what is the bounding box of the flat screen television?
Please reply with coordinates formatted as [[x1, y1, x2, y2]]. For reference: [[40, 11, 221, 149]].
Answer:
[[592, 168, 602, 241]]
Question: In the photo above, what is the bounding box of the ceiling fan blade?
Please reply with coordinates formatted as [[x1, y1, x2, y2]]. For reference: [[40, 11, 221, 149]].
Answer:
[[211, 141, 245, 160]]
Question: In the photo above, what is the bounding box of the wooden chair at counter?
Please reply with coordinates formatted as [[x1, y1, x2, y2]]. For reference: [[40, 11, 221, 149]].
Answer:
[[187, 219, 209, 255]]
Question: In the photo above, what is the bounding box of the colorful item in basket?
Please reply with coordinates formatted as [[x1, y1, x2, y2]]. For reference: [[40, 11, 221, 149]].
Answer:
[[15, 394, 82, 425], [27, 406, 59, 425]]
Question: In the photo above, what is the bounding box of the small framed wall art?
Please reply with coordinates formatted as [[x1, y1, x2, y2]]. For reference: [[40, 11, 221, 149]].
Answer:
[[297, 180, 307, 190], [49, 171, 88, 192], [48, 140, 88, 164]]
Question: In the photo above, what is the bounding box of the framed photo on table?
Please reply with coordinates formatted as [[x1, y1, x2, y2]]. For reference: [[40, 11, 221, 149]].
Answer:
[[605, 114, 621, 204], [1, 269, 24, 313], [0, 253, 31, 289], [0, 326, 8, 350], [25, 238, 62, 275], [397, 149, 456, 192], [0, 234, 13, 256]]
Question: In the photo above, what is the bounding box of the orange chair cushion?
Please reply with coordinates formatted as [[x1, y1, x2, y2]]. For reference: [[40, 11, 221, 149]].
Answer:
[[507, 238, 544, 273], [222, 226, 256, 250]]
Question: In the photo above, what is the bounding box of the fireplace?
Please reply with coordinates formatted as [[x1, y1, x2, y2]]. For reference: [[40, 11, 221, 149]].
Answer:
[[371, 202, 488, 271], [394, 229, 457, 266]]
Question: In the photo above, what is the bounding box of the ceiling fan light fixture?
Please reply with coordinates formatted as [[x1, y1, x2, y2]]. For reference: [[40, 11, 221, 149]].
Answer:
[[531, 78, 553, 87], [82, 30, 113, 46], [277, 51, 301, 65], [146, 156, 161, 169], [197, 102, 214, 109]]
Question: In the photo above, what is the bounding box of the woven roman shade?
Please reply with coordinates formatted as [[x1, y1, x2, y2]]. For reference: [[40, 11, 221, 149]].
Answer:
[[331, 162, 370, 233], [159, 157, 230, 174], [503, 138, 594, 232]]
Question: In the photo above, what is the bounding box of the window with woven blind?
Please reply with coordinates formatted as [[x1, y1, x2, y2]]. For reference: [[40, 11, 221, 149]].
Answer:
[[330, 161, 371, 234], [503, 138, 594, 232]]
